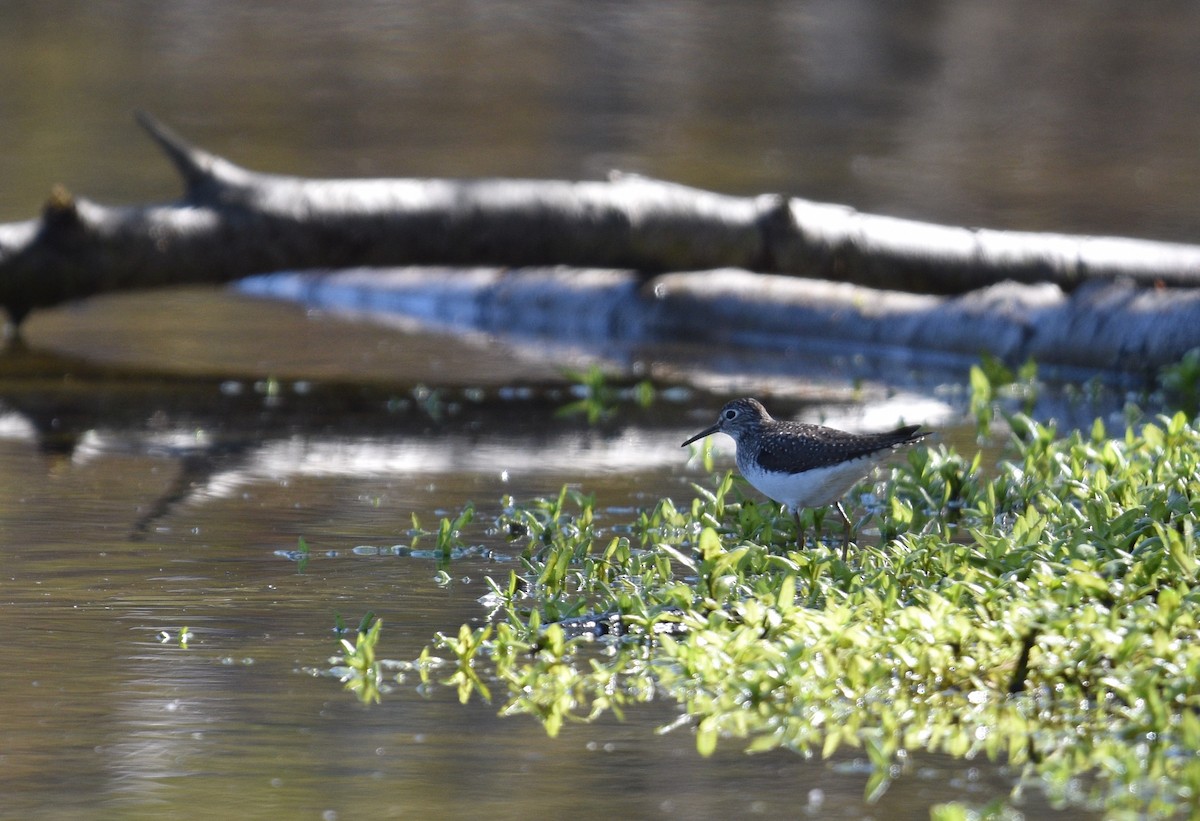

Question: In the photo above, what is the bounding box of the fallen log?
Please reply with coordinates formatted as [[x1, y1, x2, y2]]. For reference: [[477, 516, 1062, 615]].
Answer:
[[1, 112, 1199, 328]]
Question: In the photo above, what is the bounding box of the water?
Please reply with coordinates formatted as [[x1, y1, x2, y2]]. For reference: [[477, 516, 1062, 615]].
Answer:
[[2, 2, 1197, 242], [4, 2, 1183, 816]]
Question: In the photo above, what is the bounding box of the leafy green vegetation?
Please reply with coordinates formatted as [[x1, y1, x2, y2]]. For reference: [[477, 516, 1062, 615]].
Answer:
[[968, 354, 1038, 436], [558, 364, 656, 424], [1159, 347, 1200, 418], [295, 535, 310, 574], [332, 362, 1200, 817], [333, 611, 385, 704]]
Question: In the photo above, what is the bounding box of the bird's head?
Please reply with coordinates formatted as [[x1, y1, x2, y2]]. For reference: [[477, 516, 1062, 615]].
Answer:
[[680, 397, 771, 447]]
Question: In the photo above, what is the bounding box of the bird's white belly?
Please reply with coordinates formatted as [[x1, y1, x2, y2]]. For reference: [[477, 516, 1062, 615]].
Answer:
[[740, 455, 879, 510]]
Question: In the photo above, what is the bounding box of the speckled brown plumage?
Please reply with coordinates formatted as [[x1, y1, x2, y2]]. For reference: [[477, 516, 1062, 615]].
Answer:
[[750, 416, 925, 475]]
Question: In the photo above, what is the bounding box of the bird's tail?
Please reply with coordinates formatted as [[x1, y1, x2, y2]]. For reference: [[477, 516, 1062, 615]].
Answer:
[[892, 424, 931, 446]]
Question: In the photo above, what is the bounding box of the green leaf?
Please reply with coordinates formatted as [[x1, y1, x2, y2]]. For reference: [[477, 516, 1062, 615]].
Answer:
[[697, 527, 723, 562], [696, 716, 718, 757]]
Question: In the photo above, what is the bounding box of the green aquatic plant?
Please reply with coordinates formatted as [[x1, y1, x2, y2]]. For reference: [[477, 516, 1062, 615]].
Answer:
[[405, 505, 476, 569], [327, 617, 446, 706], [334, 409, 1200, 817], [968, 354, 1038, 436], [558, 365, 618, 424], [557, 365, 656, 424], [158, 626, 192, 648], [295, 536, 311, 574], [1158, 346, 1200, 418], [437, 503, 474, 566], [930, 799, 1023, 821], [337, 612, 384, 704]]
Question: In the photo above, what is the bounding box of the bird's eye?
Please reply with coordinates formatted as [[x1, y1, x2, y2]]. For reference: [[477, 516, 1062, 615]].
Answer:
[[723, 409, 737, 421]]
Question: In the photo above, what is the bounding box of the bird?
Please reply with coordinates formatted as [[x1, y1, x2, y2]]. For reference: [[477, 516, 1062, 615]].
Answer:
[[681, 397, 929, 556]]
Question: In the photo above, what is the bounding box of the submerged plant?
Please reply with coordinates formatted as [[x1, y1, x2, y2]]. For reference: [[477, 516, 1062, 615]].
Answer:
[[333, 409, 1200, 817]]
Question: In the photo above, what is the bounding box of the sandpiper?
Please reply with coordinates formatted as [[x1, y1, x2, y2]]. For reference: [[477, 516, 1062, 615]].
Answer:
[[681, 397, 929, 556]]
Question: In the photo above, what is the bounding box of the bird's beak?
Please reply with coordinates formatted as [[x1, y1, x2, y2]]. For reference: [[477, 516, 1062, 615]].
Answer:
[[681, 423, 721, 448]]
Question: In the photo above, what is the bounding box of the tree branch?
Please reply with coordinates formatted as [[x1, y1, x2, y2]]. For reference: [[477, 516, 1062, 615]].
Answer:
[[1, 112, 1198, 327]]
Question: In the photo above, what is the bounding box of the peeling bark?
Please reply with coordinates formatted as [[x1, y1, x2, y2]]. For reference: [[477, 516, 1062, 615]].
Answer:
[[1, 112, 1199, 328]]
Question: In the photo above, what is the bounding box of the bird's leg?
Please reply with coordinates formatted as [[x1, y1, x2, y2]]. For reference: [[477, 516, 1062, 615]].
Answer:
[[835, 502, 852, 560], [793, 508, 805, 550]]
